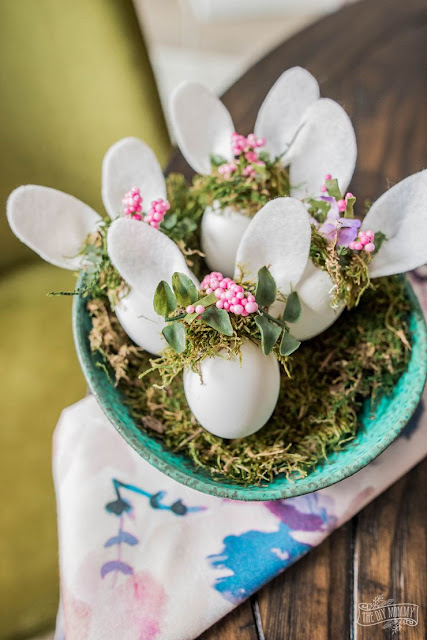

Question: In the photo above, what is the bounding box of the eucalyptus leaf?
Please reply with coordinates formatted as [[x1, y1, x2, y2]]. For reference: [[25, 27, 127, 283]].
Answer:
[[255, 315, 282, 355], [201, 307, 233, 336], [162, 322, 186, 354], [280, 331, 301, 356], [325, 178, 342, 200], [172, 272, 198, 306], [255, 266, 277, 307], [283, 291, 302, 323], [153, 281, 177, 317]]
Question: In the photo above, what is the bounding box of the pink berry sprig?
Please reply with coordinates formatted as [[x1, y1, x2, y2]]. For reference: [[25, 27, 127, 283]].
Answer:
[[231, 132, 266, 156], [218, 162, 237, 178], [122, 186, 143, 220], [122, 187, 170, 228], [144, 198, 170, 229], [349, 229, 376, 253], [199, 271, 259, 317]]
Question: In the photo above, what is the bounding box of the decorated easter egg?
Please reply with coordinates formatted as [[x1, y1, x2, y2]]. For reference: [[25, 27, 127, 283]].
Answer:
[[201, 204, 251, 276], [115, 289, 165, 355], [183, 340, 281, 439], [292, 261, 344, 340]]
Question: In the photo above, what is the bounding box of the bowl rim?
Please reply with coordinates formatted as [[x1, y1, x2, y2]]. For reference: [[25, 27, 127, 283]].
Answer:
[[73, 277, 427, 501]]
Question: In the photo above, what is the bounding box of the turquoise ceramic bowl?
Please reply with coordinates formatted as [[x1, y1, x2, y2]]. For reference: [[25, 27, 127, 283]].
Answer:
[[73, 279, 427, 500]]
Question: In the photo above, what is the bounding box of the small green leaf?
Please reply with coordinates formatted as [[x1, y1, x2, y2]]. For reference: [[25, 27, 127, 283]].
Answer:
[[344, 196, 356, 218], [325, 178, 342, 200], [280, 331, 301, 356], [201, 307, 233, 336], [283, 291, 302, 323], [172, 272, 198, 307], [161, 212, 177, 230], [255, 315, 282, 355], [153, 281, 177, 317], [162, 322, 186, 353], [255, 266, 277, 307], [210, 153, 227, 167]]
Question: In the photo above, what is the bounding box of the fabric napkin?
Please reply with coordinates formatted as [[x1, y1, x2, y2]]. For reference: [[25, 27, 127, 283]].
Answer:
[[53, 274, 427, 640]]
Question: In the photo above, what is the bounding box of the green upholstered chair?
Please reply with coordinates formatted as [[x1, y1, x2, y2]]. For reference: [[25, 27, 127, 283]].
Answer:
[[0, 2, 170, 637]]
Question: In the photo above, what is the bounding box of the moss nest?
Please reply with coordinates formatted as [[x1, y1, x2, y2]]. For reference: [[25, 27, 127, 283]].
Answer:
[[88, 276, 411, 486]]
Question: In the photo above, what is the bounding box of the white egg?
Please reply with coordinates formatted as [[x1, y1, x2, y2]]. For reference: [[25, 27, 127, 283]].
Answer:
[[183, 340, 281, 439], [201, 204, 251, 276], [292, 261, 345, 340], [114, 288, 165, 355]]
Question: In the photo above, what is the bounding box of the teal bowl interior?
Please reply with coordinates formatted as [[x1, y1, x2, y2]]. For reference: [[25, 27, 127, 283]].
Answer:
[[73, 279, 427, 501]]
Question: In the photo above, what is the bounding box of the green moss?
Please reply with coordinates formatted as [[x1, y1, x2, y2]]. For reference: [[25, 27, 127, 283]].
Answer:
[[88, 276, 411, 486], [310, 226, 373, 308], [192, 157, 290, 217]]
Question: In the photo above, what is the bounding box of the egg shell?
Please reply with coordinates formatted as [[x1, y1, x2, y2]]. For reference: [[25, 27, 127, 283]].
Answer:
[[201, 204, 251, 276], [183, 340, 281, 439], [115, 289, 165, 355], [292, 261, 344, 340]]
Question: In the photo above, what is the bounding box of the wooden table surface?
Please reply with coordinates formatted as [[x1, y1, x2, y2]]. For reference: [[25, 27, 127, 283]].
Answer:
[[168, 0, 427, 637]]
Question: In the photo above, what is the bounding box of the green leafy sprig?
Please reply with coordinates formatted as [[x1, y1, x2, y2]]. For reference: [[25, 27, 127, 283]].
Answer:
[[254, 267, 301, 357], [154, 273, 232, 354], [153, 266, 301, 360]]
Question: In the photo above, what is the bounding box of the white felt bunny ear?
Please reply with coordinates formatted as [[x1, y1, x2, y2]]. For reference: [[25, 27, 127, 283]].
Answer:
[[254, 66, 320, 159], [234, 197, 311, 298], [107, 218, 199, 354], [291, 261, 345, 341], [102, 137, 167, 219], [362, 170, 427, 278], [287, 98, 357, 200], [170, 82, 235, 175], [6, 185, 101, 270]]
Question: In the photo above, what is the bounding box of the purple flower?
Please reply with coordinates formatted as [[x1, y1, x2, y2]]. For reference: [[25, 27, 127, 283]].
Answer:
[[319, 213, 361, 247]]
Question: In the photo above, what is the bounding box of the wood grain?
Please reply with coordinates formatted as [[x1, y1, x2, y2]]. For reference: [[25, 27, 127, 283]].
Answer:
[[168, 0, 427, 637], [198, 599, 259, 640], [354, 460, 426, 640], [258, 523, 354, 640]]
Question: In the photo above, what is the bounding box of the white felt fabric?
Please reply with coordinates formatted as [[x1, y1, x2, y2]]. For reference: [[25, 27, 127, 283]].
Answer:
[[362, 170, 427, 278], [107, 218, 199, 353], [234, 198, 311, 298], [287, 98, 357, 200], [170, 82, 235, 174], [254, 66, 320, 159], [102, 137, 167, 219], [6, 185, 101, 270], [201, 205, 252, 276], [292, 261, 345, 341]]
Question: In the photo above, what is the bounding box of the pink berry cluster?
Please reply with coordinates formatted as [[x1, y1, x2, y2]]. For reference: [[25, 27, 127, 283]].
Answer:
[[144, 198, 170, 229], [122, 187, 170, 228], [217, 132, 267, 180], [231, 132, 266, 156], [122, 186, 143, 220], [349, 229, 376, 253], [199, 272, 259, 316]]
